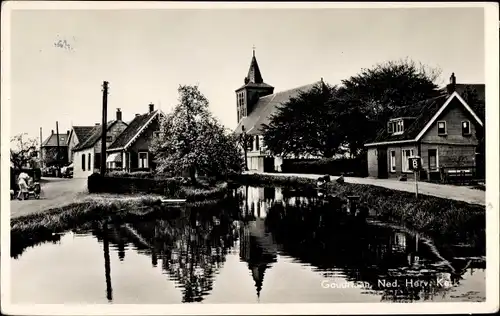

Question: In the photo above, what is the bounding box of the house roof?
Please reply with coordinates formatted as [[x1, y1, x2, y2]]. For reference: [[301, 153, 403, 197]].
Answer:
[[41, 134, 69, 147], [365, 91, 484, 147], [107, 110, 160, 151], [440, 84, 485, 101], [73, 120, 122, 151], [234, 81, 320, 135], [72, 126, 95, 143]]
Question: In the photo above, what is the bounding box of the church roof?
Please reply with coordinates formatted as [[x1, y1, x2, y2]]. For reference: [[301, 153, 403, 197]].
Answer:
[[234, 81, 320, 135]]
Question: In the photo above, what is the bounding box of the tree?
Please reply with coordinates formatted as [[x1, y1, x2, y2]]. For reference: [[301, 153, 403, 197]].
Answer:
[[151, 85, 243, 184], [262, 82, 345, 158], [338, 58, 442, 156], [10, 133, 39, 170], [42, 146, 67, 167], [460, 85, 485, 179]]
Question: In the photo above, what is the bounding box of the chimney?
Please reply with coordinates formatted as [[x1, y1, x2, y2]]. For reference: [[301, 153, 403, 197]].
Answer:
[[149, 103, 154, 113], [51, 129, 54, 135], [135, 113, 140, 117], [116, 108, 122, 121], [95, 123, 100, 126], [67, 130, 70, 136], [447, 72, 457, 94]]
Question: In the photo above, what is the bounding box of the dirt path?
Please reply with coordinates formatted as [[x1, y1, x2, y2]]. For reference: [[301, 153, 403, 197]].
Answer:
[[246, 171, 485, 206], [10, 177, 88, 219]]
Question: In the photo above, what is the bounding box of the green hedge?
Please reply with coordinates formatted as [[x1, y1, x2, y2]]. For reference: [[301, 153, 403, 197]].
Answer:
[[88, 173, 229, 201], [88, 173, 183, 197]]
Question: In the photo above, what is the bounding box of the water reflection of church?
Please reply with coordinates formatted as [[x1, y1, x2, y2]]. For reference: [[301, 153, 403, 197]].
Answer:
[[238, 186, 279, 300]]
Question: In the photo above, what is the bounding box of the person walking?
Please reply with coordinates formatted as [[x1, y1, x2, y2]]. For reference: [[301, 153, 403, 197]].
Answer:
[[16, 171, 30, 200]]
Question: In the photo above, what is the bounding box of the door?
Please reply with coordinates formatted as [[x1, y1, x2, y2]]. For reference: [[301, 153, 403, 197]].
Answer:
[[377, 147, 388, 179], [263, 157, 275, 173]]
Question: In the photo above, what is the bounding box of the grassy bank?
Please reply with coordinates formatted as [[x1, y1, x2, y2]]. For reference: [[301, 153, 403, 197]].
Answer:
[[232, 173, 485, 251]]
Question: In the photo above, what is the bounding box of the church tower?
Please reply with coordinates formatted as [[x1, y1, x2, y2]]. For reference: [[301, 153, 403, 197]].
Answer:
[[235, 48, 275, 123]]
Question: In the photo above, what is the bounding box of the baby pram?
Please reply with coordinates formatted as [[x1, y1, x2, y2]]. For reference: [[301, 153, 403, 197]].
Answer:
[[24, 178, 41, 200]]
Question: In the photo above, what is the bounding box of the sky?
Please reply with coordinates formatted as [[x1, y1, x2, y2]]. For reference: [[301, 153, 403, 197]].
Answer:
[[8, 6, 485, 144]]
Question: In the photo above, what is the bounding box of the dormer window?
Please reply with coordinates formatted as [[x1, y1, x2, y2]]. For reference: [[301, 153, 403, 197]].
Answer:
[[387, 119, 404, 135]]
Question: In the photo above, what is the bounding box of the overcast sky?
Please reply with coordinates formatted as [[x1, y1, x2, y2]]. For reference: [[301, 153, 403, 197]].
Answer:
[[9, 6, 485, 143]]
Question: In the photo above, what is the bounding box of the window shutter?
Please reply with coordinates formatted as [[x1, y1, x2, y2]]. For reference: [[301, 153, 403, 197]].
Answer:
[[387, 122, 393, 133]]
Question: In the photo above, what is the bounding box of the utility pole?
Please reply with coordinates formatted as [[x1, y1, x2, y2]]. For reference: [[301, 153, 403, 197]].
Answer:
[[100, 81, 109, 175], [39, 127, 43, 168], [56, 121, 61, 177]]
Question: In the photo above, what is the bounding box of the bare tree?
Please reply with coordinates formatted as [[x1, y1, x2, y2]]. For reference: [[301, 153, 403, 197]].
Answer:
[[10, 133, 39, 171]]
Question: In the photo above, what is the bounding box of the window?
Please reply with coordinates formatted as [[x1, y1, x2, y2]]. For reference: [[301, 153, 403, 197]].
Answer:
[[82, 154, 86, 171], [88, 153, 91, 171], [388, 120, 404, 134], [401, 149, 414, 173], [390, 151, 396, 172], [462, 121, 471, 136], [138, 152, 148, 169], [106, 135, 113, 142], [437, 121, 447, 135], [428, 149, 438, 171]]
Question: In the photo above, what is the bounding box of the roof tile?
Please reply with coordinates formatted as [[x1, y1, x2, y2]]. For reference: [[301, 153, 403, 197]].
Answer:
[[234, 81, 320, 135], [108, 110, 158, 150]]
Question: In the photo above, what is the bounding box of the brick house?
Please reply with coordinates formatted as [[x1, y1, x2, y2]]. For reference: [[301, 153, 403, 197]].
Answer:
[[364, 74, 485, 181], [72, 108, 128, 178], [233, 50, 323, 172], [40, 130, 69, 168], [106, 103, 164, 172]]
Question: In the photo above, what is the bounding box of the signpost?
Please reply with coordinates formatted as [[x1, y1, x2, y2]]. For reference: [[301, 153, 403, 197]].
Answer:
[[408, 156, 422, 199]]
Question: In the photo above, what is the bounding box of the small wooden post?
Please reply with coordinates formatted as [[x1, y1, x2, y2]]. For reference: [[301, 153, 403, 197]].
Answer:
[[414, 170, 419, 199]]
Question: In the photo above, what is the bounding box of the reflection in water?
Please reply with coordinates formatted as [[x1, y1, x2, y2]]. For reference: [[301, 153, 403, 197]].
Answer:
[[11, 185, 485, 304]]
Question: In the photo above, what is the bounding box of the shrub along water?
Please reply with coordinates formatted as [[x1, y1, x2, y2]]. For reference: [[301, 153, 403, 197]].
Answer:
[[88, 172, 229, 201], [231, 173, 485, 251]]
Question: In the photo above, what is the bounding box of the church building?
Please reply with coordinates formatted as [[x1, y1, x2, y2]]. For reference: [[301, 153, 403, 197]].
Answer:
[[234, 50, 322, 172]]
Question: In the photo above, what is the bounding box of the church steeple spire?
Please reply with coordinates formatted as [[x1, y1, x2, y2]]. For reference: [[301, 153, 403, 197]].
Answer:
[[245, 48, 264, 84], [236, 47, 274, 123]]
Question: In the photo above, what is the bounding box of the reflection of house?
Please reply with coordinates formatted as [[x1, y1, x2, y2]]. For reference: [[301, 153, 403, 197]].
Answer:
[[72, 108, 128, 178], [365, 74, 485, 180], [40, 130, 69, 167], [233, 50, 323, 172], [106, 104, 165, 172]]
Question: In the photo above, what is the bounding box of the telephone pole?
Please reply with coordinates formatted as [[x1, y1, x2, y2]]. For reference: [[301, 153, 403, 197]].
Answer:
[[39, 127, 43, 168], [56, 121, 61, 177], [100, 81, 109, 175]]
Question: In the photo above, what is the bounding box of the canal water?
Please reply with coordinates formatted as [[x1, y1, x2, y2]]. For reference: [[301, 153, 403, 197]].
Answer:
[[10, 186, 486, 304]]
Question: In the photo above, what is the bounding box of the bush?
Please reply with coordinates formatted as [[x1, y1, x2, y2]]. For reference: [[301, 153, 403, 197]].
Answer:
[[281, 156, 368, 177], [88, 173, 183, 197]]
